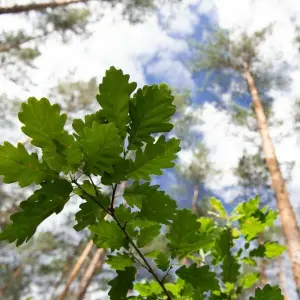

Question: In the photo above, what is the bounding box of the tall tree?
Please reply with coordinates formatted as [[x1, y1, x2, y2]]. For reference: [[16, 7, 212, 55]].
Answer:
[[191, 25, 300, 295]]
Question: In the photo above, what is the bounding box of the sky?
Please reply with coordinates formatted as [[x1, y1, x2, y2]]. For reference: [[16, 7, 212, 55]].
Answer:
[[1, 0, 300, 298]]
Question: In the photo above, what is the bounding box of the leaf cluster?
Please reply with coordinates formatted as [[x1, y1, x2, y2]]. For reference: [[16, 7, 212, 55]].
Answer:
[[0, 67, 284, 300]]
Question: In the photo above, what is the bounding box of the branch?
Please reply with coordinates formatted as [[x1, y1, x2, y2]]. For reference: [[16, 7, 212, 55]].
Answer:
[[74, 181, 172, 299], [0, 0, 89, 15], [111, 213, 172, 300], [0, 32, 51, 53]]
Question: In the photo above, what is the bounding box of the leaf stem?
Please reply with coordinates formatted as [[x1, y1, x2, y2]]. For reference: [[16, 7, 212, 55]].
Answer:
[[72, 180, 110, 214], [110, 184, 118, 213]]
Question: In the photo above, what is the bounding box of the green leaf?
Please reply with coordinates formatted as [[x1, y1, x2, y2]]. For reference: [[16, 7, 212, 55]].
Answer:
[[78, 122, 123, 175], [126, 136, 180, 181], [242, 257, 257, 266], [221, 254, 240, 283], [108, 266, 136, 300], [176, 264, 219, 293], [124, 182, 177, 224], [123, 181, 146, 209], [210, 197, 227, 218], [239, 272, 259, 289], [90, 219, 128, 250], [134, 281, 162, 297], [144, 250, 160, 258], [106, 253, 134, 270], [250, 284, 284, 300], [73, 181, 110, 231], [240, 216, 265, 241], [165, 279, 185, 297], [212, 227, 233, 264], [73, 110, 107, 136], [128, 84, 176, 149], [198, 217, 216, 234], [114, 205, 133, 227], [250, 242, 286, 258], [18, 97, 82, 172], [74, 196, 109, 231], [0, 142, 56, 187], [167, 209, 214, 258], [136, 183, 177, 224], [137, 224, 161, 248], [0, 179, 72, 246], [234, 196, 260, 217], [97, 67, 137, 139], [264, 210, 278, 226], [155, 253, 169, 271]]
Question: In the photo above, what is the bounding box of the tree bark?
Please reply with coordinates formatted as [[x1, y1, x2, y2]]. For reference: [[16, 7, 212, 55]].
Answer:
[[278, 255, 288, 300], [58, 240, 94, 300], [75, 248, 106, 300], [192, 184, 201, 215], [0, 0, 89, 15], [244, 67, 300, 296]]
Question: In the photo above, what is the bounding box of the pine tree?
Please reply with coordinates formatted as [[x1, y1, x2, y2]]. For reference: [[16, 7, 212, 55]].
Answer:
[[191, 25, 300, 295]]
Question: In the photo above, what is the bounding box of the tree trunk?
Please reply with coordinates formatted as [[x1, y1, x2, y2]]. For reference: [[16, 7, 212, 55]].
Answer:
[[58, 240, 94, 300], [244, 67, 300, 296], [0, 0, 89, 15], [49, 240, 84, 300], [278, 255, 288, 300], [75, 248, 106, 300], [192, 184, 200, 215]]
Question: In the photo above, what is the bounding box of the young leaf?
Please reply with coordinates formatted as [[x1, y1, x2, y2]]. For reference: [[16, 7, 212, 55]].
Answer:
[[18, 97, 82, 171], [106, 253, 134, 270], [134, 281, 163, 297], [78, 122, 123, 175], [250, 242, 286, 258], [128, 84, 176, 149], [97, 67, 137, 139], [210, 197, 227, 218], [165, 279, 185, 297], [0, 179, 72, 246], [238, 272, 259, 289], [250, 284, 284, 300], [0, 142, 57, 187], [176, 264, 219, 293], [90, 219, 128, 250], [108, 266, 136, 300], [167, 209, 213, 258], [240, 216, 265, 241], [126, 136, 180, 181]]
